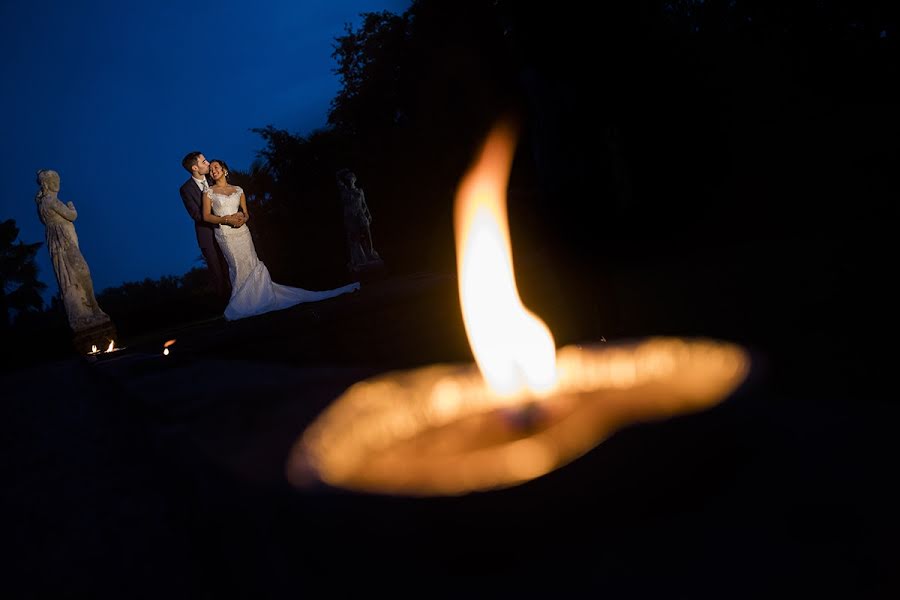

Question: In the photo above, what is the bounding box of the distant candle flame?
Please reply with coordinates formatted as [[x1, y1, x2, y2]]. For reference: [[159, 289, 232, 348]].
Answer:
[[88, 340, 118, 356], [454, 121, 557, 399], [163, 348, 169, 356]]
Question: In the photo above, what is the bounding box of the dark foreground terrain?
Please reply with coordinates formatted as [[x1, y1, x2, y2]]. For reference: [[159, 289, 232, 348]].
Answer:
[[3, 238, 896, 597]]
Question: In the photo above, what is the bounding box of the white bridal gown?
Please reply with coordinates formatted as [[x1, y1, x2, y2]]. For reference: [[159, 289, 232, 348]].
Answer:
[[207, 187, 360, 321]]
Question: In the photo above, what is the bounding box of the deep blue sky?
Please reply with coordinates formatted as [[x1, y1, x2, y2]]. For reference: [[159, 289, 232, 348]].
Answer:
[[0, 0, 410, 303]]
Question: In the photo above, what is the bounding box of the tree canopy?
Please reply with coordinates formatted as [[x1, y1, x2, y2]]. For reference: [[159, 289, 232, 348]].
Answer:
[[0, 219, 45, 329]]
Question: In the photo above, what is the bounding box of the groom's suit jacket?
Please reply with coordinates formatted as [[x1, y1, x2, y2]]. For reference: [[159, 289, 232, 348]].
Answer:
[[179, 177, 218, 250]]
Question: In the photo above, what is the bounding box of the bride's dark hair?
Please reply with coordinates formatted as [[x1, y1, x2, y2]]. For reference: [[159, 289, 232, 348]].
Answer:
[[209, 159, 230, 182]]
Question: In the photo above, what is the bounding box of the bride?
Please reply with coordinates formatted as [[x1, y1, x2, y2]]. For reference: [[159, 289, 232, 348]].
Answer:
[[202, 159, 360, 321]]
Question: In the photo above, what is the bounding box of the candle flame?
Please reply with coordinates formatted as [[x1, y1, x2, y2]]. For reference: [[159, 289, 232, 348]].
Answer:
[[287, 120, 752, 496], [454, 121, 557, 399], [91, 344, 98, 353], [163, 348, 169, 356], [105, 339, 115, 353]]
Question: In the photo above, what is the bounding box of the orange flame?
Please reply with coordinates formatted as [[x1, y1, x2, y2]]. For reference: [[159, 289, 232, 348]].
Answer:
[[285, 119, 751, 497], [454, 121, 557, 399]]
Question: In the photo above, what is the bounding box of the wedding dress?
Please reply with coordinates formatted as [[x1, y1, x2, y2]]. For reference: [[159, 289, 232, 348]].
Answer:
[[207, 187, 360, 321]]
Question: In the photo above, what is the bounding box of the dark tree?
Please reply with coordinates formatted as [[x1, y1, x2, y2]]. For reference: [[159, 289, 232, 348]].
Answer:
[[95, 268, 220, 338], [329, 10, 410, 138], [0, 219, 46, 330], [245, 125, 351, 287], [239, 0, 895, 348]]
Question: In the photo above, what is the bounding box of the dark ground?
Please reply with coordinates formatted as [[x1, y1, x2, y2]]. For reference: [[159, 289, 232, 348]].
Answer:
[[2, 236, 897, 597]]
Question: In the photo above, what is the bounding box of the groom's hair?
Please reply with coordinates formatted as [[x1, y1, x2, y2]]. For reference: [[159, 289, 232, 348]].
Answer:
[[181, 151, 203, 173]]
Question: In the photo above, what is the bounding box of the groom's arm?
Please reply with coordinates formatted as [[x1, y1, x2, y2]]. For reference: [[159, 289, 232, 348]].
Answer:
[[179, 184, 203, 223], [201, 191, 234, 227]]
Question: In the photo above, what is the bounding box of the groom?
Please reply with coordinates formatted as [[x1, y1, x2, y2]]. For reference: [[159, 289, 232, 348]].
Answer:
[[179, 151, 230, 306]]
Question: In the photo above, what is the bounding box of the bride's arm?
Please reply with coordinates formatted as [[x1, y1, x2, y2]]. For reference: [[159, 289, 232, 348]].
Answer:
[[238, 191, 250, 224], [202, 190, 233, 227]]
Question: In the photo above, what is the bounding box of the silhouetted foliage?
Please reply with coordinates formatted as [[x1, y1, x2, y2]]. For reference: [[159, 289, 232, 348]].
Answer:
[[0, 219, 46, 330], [249, 0, 526, 278], [243, 126, 350, 288], [234, 0, 895, 353], [329, 11, 410, 138], [95, 267, 219, 338], [0, 265, 220, 371], [243, 0, 895, 277]]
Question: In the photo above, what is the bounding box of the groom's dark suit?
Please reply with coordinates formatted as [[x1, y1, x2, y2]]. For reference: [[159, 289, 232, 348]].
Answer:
[[179, 177, 230, 303]]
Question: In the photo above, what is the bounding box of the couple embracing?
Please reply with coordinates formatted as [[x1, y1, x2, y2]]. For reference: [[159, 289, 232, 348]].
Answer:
[[179, 152, 359, 321]]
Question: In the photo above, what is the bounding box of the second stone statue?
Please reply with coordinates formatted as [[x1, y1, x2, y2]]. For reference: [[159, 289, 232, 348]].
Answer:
[[35, 169, 117, 353]]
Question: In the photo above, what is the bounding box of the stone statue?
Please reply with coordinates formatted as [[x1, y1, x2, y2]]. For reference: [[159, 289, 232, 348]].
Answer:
[[336, 168, 382, 273], [35, 170, 116, 352]]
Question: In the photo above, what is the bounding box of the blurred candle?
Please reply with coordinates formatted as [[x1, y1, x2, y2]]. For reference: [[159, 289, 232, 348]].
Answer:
[[286, 121, 749, 496]]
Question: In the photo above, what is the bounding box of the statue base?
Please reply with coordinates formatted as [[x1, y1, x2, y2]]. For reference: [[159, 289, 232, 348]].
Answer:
[[349, 258, 386, 282], [349, 257, 384, 272], [72, 320, 119, 355]]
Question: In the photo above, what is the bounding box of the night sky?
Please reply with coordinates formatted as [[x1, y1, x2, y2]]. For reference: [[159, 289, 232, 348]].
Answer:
[[0, 0, 410, 303]]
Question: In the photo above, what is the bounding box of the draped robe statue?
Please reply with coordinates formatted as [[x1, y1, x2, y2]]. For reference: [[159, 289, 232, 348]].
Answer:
[[35, 170, 116, 352], [336, 169, 382, 273]]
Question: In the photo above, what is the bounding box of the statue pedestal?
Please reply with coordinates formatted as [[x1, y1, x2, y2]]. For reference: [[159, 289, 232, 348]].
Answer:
[[350, 258, 387, 282], [72, 320, 119, 355]]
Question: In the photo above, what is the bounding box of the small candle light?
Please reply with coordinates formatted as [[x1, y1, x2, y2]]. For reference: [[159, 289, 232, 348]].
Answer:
[[286, 121, 750, 496], [163, 339, 176, 356]]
